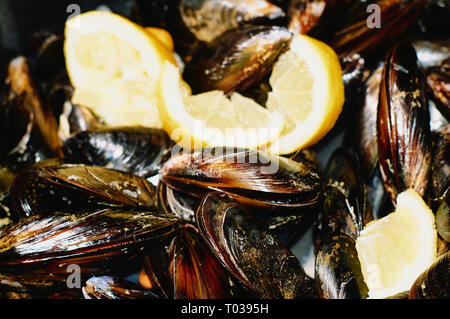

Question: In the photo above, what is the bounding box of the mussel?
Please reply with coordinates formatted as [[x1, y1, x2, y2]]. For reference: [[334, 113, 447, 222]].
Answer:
[[314, 147, 372, 250], [377, 41, 432, 204], [0, 207, 179, 295], [168, 224, 231, 299], [196, 192, 315, 298], [1, 56, 62, 172], [314, 234, 368, 299], [62, 127, 173, 177], [409, 251, 450, 299], [183, 25, 292, 94], [132, 0, 286, 59], [10, 162, 158, 218], [159, 147, 323, 211]]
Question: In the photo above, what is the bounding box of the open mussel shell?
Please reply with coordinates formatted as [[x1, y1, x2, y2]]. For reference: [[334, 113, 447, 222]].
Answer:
[[314, 234, 368, 299], [183, 25, 292, 94], [314, 147, 372, 251], [11, 162, 158, 218], [409, 251, 450, 299], [62, 127, 173, 177], [377, 41, 432, 205], [83, 276, 160, 299], [196, 192, 315, 299], [168, 224, 232, 299], [0, 208, 179, 292], [160, 147, 323, 211]]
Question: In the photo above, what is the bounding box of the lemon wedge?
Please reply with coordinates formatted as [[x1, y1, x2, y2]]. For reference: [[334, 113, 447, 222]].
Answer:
[[64, 11, 175, 129], [157, 61, 285, 149], [355, 189, 437, 299], [265, 34, 344, 155]]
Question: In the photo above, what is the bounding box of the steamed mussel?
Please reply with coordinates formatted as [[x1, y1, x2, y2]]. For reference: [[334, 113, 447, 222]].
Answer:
[[377, 41, 432, 205], [159, 147, 323, 210]]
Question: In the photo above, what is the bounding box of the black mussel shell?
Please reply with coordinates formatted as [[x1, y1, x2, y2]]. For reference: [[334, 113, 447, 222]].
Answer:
[[178, 0, 285, 44], [425, 59, 450, 122], [435, 192, 450, 243], [160, 147, 323, 210], [0, 272, 83, 299], [140, 239, 174, 299], [287, 0, 355, 37], [409, 251, 450, 299], [345, 63, 383, 180], [11, 163, 158, 218], [134, 0, 286, 59], [4, 56, 62, 158], [169, 224, 231, 299], [0, 208, 179, 280], [430, 125, 450, 206], [63, 126, 173, 177], [377, 41, 432, 204], [183, 25, 292, 94], [83, 276, 160, 299], [314, 234, 368, 299], [196, 192, 315, 299], [326, 0, 425, 60], [314, 148, 372, 251]]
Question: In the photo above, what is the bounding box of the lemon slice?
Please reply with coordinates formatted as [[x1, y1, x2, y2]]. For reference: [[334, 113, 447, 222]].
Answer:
[[64, 11, 175, 129], [157, 62, 285, 149], [355, 189, 437, 299], [265, 34, 344, 155]]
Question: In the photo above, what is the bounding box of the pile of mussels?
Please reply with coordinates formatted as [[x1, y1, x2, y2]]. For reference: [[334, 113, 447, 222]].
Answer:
[[0, 0, 449, 299]]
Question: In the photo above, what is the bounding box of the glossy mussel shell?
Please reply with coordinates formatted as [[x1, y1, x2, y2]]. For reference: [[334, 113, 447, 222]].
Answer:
[[196, 192, 315, 299], [0, 207, 179, 294], [315, 234, 368, 299], [409, 251, 450, 299], [11, 162, 158, 218], [377, 41, 432, 204], [62, 126, 173, 177], [159, 147, 323, 210], [168, 224, 231, 299], [183, 25, 292, 94]]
